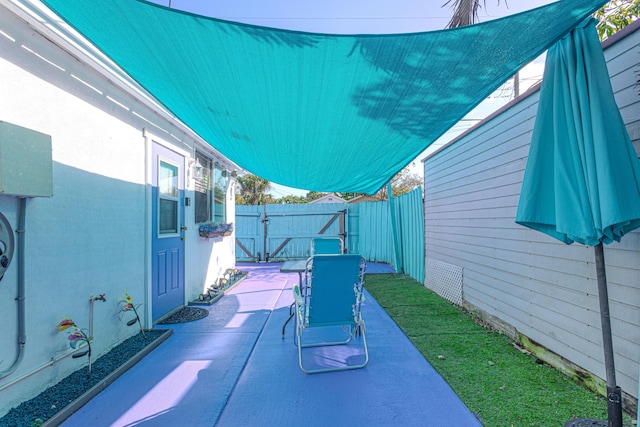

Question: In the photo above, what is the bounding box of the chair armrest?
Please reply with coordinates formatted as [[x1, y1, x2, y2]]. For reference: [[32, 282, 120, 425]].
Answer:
[[293, 284, 303, 305]]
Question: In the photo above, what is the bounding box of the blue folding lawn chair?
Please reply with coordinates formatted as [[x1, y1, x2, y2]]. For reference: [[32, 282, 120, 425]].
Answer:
[[281, 238, 343, 339], [292, 254, 368, 373]]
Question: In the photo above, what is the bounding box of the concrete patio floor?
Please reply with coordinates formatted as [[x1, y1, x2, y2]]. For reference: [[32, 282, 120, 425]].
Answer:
[[60, 262, 482, 426]]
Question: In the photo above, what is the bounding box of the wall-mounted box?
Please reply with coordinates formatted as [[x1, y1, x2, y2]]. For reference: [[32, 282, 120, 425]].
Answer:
[[0, 121, 53, 198]]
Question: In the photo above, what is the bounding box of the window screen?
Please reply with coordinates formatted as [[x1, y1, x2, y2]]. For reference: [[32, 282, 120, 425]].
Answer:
[[214, 165, 227, 222], [194, 152, 212, 224]]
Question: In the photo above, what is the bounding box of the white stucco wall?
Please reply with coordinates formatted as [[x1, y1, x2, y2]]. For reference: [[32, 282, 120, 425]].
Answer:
[[0, 2, 238, 416], [184, 174, 237, 303]]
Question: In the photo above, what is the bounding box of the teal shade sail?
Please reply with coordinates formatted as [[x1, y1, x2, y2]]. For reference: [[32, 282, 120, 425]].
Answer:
[[42, 0, 607, 194], [516, 18, 640, 246]]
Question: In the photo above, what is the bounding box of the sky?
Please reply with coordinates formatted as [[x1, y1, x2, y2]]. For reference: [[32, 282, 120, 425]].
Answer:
[[147, 0, 557, 197], [149, 0, 558, 34]]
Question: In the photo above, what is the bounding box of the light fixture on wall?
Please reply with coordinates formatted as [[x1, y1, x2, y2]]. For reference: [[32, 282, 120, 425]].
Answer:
[[190, 158, 204, 180]]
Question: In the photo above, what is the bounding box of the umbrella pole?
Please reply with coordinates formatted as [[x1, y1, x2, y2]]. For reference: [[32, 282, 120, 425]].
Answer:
[[594, 242, 623, 427]]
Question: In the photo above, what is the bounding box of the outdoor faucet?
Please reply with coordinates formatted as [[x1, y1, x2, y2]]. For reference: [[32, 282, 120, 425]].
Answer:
[[88, 294, 106, 342], [90, 293, 107, 303]]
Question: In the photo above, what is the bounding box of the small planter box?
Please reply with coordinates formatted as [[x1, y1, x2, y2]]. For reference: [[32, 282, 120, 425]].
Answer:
[[199, 230, 232, 238], [198, 222, 234, 239]]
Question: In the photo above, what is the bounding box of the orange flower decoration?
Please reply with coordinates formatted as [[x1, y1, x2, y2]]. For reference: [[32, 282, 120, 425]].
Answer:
[[57, 318, 76, 332]]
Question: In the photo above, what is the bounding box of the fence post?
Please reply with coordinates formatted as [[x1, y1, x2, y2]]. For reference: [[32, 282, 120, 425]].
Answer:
[[261, 204, 268, 261]]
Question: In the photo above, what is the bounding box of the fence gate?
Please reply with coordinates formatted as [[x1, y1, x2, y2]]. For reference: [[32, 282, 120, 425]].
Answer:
[[235, 204, 348, 262]]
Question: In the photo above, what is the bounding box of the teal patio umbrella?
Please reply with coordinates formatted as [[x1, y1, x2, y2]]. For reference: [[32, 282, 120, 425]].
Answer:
[[516, 18, 640, 427]]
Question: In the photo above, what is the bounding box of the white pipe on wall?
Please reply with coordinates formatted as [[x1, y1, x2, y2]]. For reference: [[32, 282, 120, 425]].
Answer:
[[0, 343, 90, 392], [0, 197, 27, 381]]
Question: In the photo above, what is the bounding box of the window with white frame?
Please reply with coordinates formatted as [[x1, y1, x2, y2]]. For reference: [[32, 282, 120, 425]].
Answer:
[[194, 151, 227, 224], [159, 160, 179, 234], [194, 151, 212, 224], [213, 164, 227, 222]]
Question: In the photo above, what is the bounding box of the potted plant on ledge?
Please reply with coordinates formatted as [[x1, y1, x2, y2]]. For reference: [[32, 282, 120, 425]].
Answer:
[[199, 221, 234, 238]]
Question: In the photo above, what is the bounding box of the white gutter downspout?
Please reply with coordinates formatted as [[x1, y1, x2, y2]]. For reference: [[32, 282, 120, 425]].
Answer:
[[0, 197, 27, 380]]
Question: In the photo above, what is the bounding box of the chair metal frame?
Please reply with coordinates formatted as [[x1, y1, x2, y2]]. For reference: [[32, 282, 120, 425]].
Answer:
[[292, 254, 368, 373]]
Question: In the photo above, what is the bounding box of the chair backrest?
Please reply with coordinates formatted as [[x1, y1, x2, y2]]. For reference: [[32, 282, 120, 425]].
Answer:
[[305, 254, 364, 327], [310, 237, 343, 255]]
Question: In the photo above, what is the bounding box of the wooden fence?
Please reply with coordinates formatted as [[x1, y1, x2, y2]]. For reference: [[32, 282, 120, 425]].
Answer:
[[235, 188, 424, 283]]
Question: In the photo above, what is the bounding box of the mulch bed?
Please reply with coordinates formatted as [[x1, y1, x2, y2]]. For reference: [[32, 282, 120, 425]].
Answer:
[[157, 307, 209, 324]]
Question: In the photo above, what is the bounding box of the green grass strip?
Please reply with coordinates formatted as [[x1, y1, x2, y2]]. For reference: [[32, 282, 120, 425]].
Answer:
[[365, 273, 632, 427]]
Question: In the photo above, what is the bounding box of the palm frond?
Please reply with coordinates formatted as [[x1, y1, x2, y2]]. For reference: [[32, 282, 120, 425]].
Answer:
[[443, 0, 505, 28]]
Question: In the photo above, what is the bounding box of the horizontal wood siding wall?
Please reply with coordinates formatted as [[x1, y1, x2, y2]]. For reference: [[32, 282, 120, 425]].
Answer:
[[423, 26, 640, 399]]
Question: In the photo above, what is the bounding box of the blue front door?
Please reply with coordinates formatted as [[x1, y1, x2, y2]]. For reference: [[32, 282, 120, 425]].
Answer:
[[151, 143, 185, 322]]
